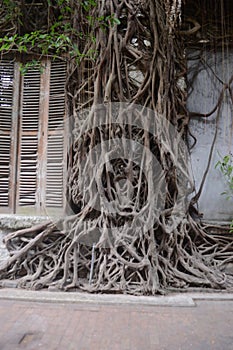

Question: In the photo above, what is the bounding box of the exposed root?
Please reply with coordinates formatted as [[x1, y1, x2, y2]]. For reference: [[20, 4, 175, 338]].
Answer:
[[0, 214, 233, 294], [1, 0, 233, 294]]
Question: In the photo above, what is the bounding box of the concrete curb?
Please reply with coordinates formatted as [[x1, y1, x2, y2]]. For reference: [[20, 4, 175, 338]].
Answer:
[[0, 288, 196, 307], [189, 292, 233, 301], [1, 288, 233, 307]]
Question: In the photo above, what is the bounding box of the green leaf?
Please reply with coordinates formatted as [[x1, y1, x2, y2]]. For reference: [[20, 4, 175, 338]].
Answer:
[[113, 18, 121, 25], [223, 155, 230, 164]]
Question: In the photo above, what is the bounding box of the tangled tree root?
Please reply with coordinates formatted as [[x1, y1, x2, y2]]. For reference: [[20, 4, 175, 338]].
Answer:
[[1, 104, 233, 294], [1, 0, 233, 294], [0, 215, 233, 294]]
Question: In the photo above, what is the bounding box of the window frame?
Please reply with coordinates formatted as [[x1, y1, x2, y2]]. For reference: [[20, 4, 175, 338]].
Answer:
[[0, 56, 68, 216]]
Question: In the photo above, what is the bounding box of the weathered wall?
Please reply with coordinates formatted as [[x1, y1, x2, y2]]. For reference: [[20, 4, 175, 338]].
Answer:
[[187, 49, 233, 223]]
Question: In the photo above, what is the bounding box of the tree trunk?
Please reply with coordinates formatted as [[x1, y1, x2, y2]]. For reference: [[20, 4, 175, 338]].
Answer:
[[1, 0, 233, 294]]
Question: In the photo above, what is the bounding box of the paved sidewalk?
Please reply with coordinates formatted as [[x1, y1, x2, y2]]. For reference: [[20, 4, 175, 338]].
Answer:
[[0, 289, 233, 350]]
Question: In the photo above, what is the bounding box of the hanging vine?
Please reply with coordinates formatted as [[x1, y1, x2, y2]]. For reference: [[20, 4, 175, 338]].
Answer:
[[0, 0, 233, 294]]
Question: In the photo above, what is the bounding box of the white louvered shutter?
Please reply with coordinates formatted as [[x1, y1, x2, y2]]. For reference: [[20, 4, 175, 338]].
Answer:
[[16, 66, 41, 214], [43, 60, 67, 216], [0, 58, 67, 216], [0, 60, 19, 213], [44, 60, 67, 216]]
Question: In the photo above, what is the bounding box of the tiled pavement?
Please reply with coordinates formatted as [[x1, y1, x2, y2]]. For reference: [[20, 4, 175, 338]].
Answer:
[[0, 292, 233, 350]]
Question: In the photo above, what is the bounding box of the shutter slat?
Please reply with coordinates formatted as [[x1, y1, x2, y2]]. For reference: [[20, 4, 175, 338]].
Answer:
[[0, 60, 14, 208], [21, 68, 40, 132], [48, 61, 66, 131], [18, 68, 40, 208], [46, 133, 64, 208], [45, 60, 66, 210], [1, 59, 67, 214]]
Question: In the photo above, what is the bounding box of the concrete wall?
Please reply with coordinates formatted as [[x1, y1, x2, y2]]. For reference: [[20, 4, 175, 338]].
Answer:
[[187, 49, 233, 223]]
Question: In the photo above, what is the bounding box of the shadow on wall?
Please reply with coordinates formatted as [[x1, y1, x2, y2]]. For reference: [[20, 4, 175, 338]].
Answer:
[[187, 49, 233, 223]]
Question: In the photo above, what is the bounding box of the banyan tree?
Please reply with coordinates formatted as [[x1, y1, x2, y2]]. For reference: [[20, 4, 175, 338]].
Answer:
[[0, 0, 233, 294]]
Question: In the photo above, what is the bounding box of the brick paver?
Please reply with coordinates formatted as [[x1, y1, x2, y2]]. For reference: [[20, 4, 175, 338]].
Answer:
[[0, 298, 233, 349]]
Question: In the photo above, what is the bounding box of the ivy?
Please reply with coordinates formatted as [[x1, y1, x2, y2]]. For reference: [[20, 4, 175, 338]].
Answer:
[[1, 0, 22, 26], [81, 0, 97, 12], [19, 60, 46, 74], [97, 14, 121, 30], [215, 153, 233, 232], [215, 153, 233, 199], [0, 0, 120, 71], [0, 30, 73, 56]]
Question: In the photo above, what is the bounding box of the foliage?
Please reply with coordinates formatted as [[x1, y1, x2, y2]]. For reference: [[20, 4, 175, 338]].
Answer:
[[215, 154, 233, 199], [0, 29, 74, 56], [216, 153, 233, 232], [0, 0, 81, 62], [0, 0, 120, 69]]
